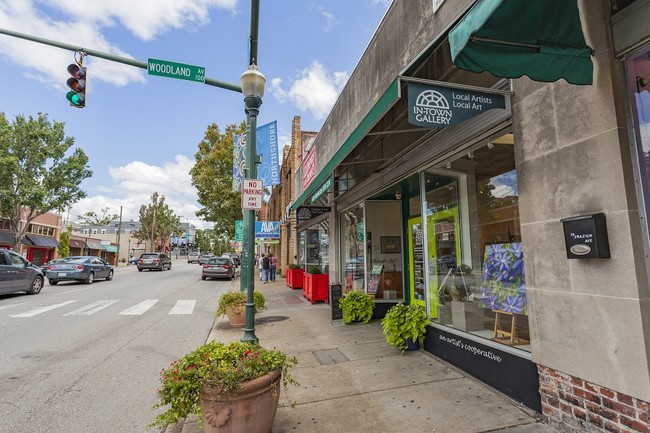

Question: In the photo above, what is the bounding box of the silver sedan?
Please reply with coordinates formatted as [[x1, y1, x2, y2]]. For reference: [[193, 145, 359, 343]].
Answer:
[[201, 257, 235, 280]]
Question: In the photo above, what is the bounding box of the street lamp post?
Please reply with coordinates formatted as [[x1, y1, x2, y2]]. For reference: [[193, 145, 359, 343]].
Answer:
[[240, 63, 266, 344]]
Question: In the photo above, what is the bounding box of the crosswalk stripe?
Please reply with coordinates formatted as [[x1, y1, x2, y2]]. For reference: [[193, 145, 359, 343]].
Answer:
[[118, 299, 159, 315], [169, 300, 196, 315], [0, 302, 26, 311], [64, 300, 119, 316], [9, 300, 77, 318]]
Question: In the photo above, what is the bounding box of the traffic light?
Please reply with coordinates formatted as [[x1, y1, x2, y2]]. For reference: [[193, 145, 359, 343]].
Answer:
[[66, 64, 86, 108]]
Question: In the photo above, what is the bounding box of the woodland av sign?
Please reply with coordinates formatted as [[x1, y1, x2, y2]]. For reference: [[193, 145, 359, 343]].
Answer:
[[407, 82, 506, 128]]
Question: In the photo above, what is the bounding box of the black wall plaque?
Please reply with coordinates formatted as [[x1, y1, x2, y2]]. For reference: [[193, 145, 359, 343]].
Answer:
[[297, 206, 331, 221], [330, 283, 343, 321], [561, 213, 610, 259]]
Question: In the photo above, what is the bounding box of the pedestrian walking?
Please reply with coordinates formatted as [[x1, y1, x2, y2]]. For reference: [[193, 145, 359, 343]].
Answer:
[[269, 253, 277, 282], [262, 254, 270, 283], [258, 255, 264, 281]]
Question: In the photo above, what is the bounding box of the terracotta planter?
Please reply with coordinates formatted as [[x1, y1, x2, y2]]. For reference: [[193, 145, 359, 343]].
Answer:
[[225, 304, 246, 328], [200, 368, 281, 433]]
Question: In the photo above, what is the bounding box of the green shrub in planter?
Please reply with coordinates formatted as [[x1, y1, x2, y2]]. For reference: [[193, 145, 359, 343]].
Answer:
[[381, 303, 430, 352], [339, 290, 375, 324], [306, 265, 322, 274], [216, 290, 266, 316], [288, 264, 303, 270]]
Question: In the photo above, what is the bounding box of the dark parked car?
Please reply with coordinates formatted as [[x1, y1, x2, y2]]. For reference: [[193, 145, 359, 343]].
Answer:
[[201, 257, 235, 280], [0, 249, 44, 295], [40, 257, 69, 273], [222, 253, 240, 267], [45, 256, 113, 285], [198, 254, 215, 265], [137, 252, 172, 271]]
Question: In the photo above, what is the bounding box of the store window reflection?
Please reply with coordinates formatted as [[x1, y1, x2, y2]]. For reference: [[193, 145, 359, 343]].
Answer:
[[341, 204, 365, 293]]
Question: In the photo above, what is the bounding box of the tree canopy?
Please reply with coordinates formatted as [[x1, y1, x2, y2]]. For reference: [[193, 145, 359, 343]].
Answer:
[[190, 122, 245, 239], [78, 206, 119, 226], [132, 192, 181, 252], [0, 112, 92, 248]]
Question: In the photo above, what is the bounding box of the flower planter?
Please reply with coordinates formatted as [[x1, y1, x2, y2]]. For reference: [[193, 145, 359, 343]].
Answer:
[[225, 304, 246, 328], [286, 268, 304, 290], [200, 368, 281, 433], [405, 338, 420, 351], [303, 272, 329, 304]]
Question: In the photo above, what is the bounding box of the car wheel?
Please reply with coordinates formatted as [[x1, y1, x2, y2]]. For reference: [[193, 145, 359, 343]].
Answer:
[[168, 263, 172, 270], [85, 272, 95, 284], [106, 270, 114, 281], [201, 276, 206, 280], [49, 279, 58, 286], [27, 276, 44, 295], [138, 268, 143, 272]]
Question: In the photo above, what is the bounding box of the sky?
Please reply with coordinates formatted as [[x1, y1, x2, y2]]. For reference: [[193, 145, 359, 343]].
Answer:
[[0, 0, 391, 229]]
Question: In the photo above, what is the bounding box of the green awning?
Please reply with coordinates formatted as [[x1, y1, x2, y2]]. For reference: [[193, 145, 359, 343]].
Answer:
[[102, 244, 118, 253], [449, 0, 593, 85]]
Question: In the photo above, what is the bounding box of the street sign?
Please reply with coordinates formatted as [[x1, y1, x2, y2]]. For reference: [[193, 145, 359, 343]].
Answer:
[[241, 178, 263, 210], [147, 58, 206, 83]]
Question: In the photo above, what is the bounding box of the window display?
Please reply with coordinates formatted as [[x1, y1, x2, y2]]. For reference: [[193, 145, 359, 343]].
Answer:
[[341, 205, 365, 294]]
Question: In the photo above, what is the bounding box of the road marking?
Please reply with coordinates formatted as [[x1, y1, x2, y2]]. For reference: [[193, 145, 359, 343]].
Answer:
[[0, 302, 26, 311], [9, 300, 76, 318], [64, 300, 119, 316], [169, 300, 196, 315], [118, 299, 159, 315]]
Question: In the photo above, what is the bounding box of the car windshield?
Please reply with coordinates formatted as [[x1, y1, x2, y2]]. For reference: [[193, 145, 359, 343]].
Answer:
[[208, 258, 229, 265], [66, 258, 89, 264], [140, 254, 159, 259]]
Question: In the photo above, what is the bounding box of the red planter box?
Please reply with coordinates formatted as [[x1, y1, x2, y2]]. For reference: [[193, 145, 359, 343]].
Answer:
[[286, 268, 304, 290], [303, 273, 329, 304]]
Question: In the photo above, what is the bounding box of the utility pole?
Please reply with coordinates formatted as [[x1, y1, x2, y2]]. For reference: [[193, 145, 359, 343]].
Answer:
[[116, 205, 123, 266]]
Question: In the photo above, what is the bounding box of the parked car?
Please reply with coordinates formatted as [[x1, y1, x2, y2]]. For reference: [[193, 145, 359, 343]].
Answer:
[[137, 252, 172, 271], [40, 257, 70, 273], [0, 249, 44, 295], [45, 255, 113, 285], [201, 257, 236, 280], [187, 251, 200, 264], [222, 253, 240, 267]]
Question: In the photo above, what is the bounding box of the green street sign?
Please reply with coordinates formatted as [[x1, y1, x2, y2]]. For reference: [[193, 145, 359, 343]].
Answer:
[[235, 220, 243, 242], [147, 58, 205, 83]]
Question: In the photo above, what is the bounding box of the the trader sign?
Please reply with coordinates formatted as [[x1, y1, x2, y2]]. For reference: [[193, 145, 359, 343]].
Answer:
[[241, 179, 263, 210]]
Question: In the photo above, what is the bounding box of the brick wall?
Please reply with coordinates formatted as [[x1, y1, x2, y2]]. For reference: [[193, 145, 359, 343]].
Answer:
[[538, 366, 650, 433]]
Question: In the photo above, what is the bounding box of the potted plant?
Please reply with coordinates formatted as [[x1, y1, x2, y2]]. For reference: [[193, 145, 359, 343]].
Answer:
[[339, 290, 375, 324], [381, 303, 430, 352], [216, 290, 266, 328], [150, 340, 298, 433], [303, 265, 328, 304], [286, 264, 304, 290]]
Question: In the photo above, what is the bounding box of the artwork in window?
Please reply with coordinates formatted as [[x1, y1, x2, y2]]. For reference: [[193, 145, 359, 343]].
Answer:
[[380, 236, 401, 254], [478, 243, 527, 315]]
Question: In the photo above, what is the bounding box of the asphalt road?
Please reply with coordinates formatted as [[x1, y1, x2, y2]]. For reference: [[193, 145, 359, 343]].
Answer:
[[0, 259, 235, 433]]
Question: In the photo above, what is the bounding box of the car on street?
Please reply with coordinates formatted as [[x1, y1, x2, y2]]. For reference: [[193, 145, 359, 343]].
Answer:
[[201, 257, 236, 280], [0, 248, 45, 295], [198, 253, 215, 265], [222, 253, 240, 267], [187, 251, 200, 264], [40, 257, 69, 273], [137, 252, 172, 271], [45, 255, 113, 285]]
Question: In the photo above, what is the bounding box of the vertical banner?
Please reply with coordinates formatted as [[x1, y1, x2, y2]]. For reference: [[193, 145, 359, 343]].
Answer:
[[232, 121, 279, 191]]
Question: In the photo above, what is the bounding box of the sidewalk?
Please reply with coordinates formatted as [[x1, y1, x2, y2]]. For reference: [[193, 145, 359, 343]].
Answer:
[[176, 276, 558, 433]]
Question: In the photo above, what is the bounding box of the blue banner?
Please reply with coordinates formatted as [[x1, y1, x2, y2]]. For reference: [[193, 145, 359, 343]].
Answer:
[[232, 121, 279, 191]]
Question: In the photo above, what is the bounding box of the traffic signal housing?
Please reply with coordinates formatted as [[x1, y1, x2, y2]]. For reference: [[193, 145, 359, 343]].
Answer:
[[66, 64, 86, 108]]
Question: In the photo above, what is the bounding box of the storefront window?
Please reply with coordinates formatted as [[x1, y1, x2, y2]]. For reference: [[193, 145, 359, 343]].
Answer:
[[626, 48, 650, 238], [299, 221, 329, 274], [341, 204, 365, 293], [426, 133, 529, 352]]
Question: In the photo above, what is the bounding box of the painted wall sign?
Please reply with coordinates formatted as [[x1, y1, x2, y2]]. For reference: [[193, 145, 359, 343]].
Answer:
[[296, 206, 331, 221], [407, 82, 506, 128], [302, 147, 317, 189]]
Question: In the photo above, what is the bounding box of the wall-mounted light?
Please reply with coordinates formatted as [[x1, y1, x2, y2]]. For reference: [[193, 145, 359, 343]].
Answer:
[[395, 190, 402, 200], [445, 161, 452, 169], [636, 76, 650, 93], [467, 150, 474, 159], [487, 141, 495, 150]]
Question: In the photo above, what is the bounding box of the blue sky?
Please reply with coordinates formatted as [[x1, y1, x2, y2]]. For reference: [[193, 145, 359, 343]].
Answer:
[[0, 0, 391, 228]]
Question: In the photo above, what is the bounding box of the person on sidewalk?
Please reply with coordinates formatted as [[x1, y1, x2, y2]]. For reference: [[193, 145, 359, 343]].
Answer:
[[258, 255, 264, 281], [262, 254, 270, 283], [269, 253, 277, 282]]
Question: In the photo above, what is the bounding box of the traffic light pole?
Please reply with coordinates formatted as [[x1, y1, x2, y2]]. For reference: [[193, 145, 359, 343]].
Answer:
[[0, 27, 242, 93]]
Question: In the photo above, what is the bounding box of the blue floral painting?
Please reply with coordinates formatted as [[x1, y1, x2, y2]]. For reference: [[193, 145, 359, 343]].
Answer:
[[478, 243, 527, 315]]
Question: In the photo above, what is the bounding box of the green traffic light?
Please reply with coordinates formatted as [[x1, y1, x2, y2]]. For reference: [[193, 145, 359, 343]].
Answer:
[[66, 91, 83, 106]]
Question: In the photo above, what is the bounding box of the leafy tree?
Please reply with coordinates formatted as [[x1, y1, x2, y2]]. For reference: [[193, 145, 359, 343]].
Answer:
[[132, 192, 181, 252], [190, 122, 245, 239], [0, 112, 92, 249], [58, 228, 71, 258], [78, 206, 119, 226], [194, 229, 209, 253]]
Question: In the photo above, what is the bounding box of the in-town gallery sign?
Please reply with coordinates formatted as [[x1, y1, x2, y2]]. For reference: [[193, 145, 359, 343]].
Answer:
[[407, 82, 506, 129]]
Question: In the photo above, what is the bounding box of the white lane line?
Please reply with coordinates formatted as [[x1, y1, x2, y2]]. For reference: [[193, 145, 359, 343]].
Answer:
[[64, 300, 119, 316], [118, 299, 159, 315], [169, 300, 196, 315], [0, 302, 26, 311], [9, 300, 77, 318]]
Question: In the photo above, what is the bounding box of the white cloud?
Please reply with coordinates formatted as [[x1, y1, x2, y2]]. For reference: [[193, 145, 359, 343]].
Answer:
[[270, 61, 349, 120], [69, 155, 209, 229], [371, 0, 393, 7], [0, 0, 237, 89], [319, 7, 338, 32]]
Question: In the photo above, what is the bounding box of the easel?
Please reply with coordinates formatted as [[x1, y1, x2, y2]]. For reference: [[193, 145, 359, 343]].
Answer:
[[493, 310, 529, 345]]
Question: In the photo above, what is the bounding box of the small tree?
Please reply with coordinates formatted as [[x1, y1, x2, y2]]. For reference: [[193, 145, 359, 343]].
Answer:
[[132, 192, 181, 252], [0, 112, 92, 249], [58, 228, 71, 258]]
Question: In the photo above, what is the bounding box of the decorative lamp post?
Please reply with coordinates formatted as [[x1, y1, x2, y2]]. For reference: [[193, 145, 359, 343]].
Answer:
[[240, 63, 266, 343]]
